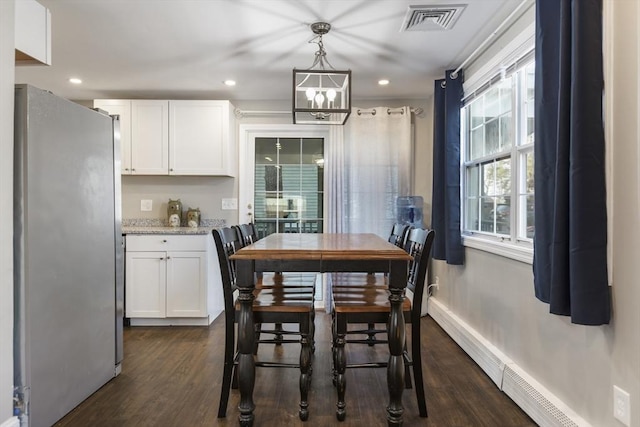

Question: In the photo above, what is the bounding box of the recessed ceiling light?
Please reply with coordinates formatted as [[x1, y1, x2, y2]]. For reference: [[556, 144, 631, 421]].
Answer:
[[223, 80, 236, 86], [69, 78, 82, 84], [378, 79, 390, 86]]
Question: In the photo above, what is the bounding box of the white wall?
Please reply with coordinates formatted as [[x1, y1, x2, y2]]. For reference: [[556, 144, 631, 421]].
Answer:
[[428, 2, 640, 426], [121, 98, 431, 226], [0, 0, 15, 423]]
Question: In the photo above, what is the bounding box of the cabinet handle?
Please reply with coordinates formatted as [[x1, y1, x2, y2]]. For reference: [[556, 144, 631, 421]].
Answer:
[[162, 239, 167, 243], [166, 256, 171, 260], [124, 168, 130, 171], [160, 257, 164, 260]]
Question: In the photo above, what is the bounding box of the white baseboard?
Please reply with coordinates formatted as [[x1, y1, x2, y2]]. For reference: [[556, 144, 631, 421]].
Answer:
[[0, 416, 20, 427], [427, 297, 591, 427]]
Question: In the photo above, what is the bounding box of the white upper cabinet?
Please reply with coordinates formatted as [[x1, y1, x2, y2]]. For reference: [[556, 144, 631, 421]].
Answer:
[[169, 100, 235, 176], [131, 100, 170, 175], [15, 0, 52, 65], [93, 99, 236, 176]]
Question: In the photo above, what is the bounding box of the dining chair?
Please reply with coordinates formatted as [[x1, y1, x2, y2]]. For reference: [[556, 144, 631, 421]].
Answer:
[[330, 223, 412, 345], [214, 227, 314, 421], [232, 224, 317, 346], [330, 227, 435, 421]]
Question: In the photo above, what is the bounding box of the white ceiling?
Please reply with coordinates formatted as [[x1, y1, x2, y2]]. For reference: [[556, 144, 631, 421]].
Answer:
[[15, 0, 525, 103]]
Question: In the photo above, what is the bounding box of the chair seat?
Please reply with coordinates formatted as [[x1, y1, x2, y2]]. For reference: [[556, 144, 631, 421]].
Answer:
[[332, 289, 411, 313], [330, 272, 387, 289], [258, 272, 317, 291]]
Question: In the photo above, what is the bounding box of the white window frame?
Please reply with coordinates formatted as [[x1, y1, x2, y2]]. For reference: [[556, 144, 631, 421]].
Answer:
[[461, 51, 535, 264]]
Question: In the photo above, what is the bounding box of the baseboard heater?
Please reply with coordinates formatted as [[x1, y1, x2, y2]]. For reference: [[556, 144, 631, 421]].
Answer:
[[427, 297, 591, 427]]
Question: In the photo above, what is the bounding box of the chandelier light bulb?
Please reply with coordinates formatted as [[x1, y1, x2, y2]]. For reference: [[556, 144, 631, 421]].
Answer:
[[305, 88, 316, 101], [326, 89, 336, 101], [315, 93, 325, 108]]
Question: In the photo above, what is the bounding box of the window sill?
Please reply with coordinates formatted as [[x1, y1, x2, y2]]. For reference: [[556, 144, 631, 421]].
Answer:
[[462, 235, 533, 264]]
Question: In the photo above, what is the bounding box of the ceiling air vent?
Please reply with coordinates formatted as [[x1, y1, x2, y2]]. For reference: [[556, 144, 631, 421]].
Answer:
[[401, 4, 467, 31]]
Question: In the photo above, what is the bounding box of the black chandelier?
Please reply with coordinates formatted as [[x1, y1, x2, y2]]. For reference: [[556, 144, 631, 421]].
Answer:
[[292, 22, 351, 125]]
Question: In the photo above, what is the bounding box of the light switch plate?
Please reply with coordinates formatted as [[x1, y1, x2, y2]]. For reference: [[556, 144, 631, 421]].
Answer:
[[221, 198, 238, 210], [140, 199, 153, 211]]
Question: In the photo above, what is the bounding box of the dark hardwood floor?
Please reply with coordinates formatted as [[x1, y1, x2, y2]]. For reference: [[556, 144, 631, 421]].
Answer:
[[55, 312, 536, 427]]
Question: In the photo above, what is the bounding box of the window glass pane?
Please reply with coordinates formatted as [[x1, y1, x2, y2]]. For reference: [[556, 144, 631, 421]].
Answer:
[[466, 197, 479, 231], [498, 79, 512, 114], [302, 138, 323, 165], [279, 138, 301, 164], [526, 101, 535, 144], [495, 158, 511, 196], [485, 118, 499, 155], [481, 162, 495, 196], [525, 151, 534, 193], [255, 137, 278, 163], [470, 99, 484, 128], [526, 195, 534, 239], [471, 127, 484, 160], [499, 113, 512, 150], [485, 87, 499, 118], [480, 197, 495, 233], [467, 165, 480, 197], [496, 196, 510, 235]]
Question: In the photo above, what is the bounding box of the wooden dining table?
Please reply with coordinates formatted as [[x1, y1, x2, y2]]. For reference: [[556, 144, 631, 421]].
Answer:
[[230, 233, 413, 426]]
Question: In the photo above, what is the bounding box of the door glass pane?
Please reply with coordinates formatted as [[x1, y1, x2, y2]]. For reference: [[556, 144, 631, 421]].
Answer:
[[254, 137, 324, 237]]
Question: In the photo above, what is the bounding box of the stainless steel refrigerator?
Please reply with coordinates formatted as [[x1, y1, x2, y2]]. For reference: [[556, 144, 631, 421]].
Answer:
[[13, 85, 124, 427]]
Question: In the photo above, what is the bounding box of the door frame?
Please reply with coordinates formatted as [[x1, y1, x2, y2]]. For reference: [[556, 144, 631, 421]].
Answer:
[[238, 124, 330, 226]]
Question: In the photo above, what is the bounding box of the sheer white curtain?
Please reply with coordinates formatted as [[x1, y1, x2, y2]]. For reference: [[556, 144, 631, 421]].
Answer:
[[327, 106, 412, 238]]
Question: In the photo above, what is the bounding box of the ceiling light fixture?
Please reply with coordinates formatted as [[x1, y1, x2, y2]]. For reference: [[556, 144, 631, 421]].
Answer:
[[378, 79, 390, 86], [292, 22, 351, 125], [68, 78, 82, 84], [223, 80, 236, 86]]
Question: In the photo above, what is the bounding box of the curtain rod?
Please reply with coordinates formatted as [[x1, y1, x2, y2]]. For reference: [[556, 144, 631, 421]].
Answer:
[[235, 107, 424, 118], [450, 0, 531, 79], [356, 107, 424, 116]]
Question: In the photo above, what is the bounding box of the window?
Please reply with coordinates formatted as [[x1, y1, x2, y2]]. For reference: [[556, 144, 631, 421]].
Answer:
[[253, 137, 324, 237], [461, 58, 534, 257]]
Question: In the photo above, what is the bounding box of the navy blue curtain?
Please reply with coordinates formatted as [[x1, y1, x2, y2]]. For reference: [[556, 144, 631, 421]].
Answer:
[[534, 0, 610, 325], [431, 70, 464, 265]]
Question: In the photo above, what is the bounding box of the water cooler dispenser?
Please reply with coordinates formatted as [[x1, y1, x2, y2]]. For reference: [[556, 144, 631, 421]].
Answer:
[[396, 196, 424, 228]]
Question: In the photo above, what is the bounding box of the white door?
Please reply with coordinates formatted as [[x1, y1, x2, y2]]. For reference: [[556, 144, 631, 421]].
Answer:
[[131, 100, 169, 174], [238, 124, 329, 232], [125, 251, 166, 318], [166, 251, 207, 317]]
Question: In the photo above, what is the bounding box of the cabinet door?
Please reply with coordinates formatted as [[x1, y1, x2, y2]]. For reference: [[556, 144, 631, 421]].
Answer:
[[126, 251, 166, 318], [166, 251, 207, 317], [131, 100, 169, 174], [93, 99, 132, 174], [169, 100, 232, 175]]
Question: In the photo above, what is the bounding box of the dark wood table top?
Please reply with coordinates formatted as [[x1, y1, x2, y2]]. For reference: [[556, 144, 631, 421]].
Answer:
[[231, 233, 413, 261]]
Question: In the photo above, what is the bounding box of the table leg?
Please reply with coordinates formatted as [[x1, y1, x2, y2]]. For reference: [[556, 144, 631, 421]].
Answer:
[[387, 262, 406, 426], [236, 260, 256, 426], [335, 314, 347, 421]]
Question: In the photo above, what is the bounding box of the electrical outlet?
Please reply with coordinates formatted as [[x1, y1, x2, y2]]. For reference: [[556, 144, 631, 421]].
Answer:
[[614, 385, 631, 426], [221, 198, 238, 210], [140, 199, 153, 211]]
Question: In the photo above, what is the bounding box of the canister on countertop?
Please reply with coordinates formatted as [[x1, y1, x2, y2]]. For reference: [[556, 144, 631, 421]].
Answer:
[[167, 199, 183, 227], [187, 207, 201, 228]]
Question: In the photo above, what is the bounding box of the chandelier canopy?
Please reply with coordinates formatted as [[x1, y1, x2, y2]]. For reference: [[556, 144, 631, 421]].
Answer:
[[292, 22, 351, 125]]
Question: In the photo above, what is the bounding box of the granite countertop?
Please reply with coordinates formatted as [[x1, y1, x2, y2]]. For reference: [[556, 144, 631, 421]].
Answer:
[[122, 225, 216, 235], [122, 218, 225, 235]]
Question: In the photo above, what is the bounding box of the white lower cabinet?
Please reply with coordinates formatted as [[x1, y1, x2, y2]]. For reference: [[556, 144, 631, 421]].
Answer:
[[125, 234, 222, 326]]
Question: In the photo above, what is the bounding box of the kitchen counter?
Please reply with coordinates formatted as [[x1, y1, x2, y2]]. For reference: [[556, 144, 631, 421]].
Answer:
[[122, 218, 225, 235], [122, 225, 216, 235]]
